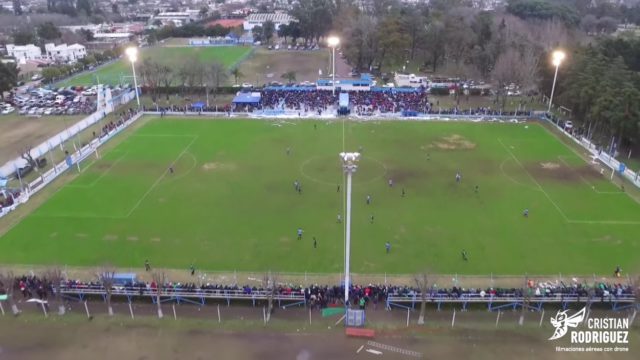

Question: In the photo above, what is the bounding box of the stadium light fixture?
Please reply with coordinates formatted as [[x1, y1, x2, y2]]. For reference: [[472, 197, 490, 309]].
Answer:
[[327, 36, 340, 96], [548, 50, 566, 113], [340, 151, 360, 305], [125, 47, 140, 107]]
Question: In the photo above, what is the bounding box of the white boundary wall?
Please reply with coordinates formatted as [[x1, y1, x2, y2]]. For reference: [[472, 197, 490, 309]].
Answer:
[[542, 116, 640, 188]]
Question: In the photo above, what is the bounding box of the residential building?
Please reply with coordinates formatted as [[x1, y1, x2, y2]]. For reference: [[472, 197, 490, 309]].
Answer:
[[5, 44, 42, 64], [243, 13, 295, 31], [44, 43, 87, 63]]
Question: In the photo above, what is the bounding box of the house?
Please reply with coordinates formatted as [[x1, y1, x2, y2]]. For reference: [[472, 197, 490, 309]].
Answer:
[[243, 13, 295, 31], [45, 43, 87, 63], [5, 44, 42, 64]]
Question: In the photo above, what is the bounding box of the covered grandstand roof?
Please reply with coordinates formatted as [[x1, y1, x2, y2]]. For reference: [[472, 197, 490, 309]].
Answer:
[[232, 92, 262, 104]]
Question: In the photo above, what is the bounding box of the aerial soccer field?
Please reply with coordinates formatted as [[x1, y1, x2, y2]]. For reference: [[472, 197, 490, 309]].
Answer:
[[0, 118, 638, 275]]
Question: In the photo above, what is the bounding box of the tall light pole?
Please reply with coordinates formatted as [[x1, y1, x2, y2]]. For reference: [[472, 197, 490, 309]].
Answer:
[[327, 36, 340, 96], [548, 50, 565, 113], [125, 47, 140, 108], [340, 151, 360, 305]]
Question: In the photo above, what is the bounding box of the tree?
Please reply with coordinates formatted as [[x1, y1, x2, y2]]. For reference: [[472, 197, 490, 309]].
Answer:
[[13, 0, 22, 15], [230, 67, 243, 85], [281, 71, 296, 84], [37, 22, 62, 41], [0, 271, 20, 315], [262, 20, 275, 44], [263, 271, 278, 323], [20, 146, 40, 172], [252, 25, 263, 42], [76, 0, 92, 17], [204, 61, 228, 106], [79, 28, 94, 41], [41, 67, 62, 83], [43, 267, 64, 315], [111, 3, 119, 14], [414, 271, 429, 325], [157, 65, 174, 100], [152, 271, 165, 318], [12, 30, 36, 45], [98, 266, 115, 316], [199, 6, 208, 19], [0, 62, 18, 100]]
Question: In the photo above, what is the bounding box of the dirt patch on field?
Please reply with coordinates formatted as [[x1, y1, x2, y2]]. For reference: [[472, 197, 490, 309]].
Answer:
[[429, 134, 476, 151], [127, 236, 139, 242], [103, 234, 118, 241], [387, 168, 426, 183], [201, 162, 237, 171], [528, 161, 604, 183]]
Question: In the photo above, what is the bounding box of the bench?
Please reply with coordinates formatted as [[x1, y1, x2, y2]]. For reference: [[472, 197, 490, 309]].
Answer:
[[345, 327, 375, 338]]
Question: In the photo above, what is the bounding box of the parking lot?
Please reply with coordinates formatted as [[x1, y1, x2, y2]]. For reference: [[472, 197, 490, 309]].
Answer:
[[4, 85, 99, 117]]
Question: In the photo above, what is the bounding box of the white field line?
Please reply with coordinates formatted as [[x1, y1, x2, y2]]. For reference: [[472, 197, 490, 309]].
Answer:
[[499, 157, 541, 191], [124, 136, 198, 218], [130, 134, 198, 138], [67, 151, 130, 189], [497, 138, 570, 222], [556, 156, 623, 195]]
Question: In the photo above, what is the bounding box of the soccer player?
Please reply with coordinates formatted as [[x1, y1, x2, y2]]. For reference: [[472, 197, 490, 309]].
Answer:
[[144, 260, 151, 271], [456, 172, 461, 183], [523, 208, 529, 217], [370, 214, 374, 224], [294, 180, 299, 191], [169, 166, 174, 174], [614, 265, 621, 277], [337, 214, 342, 223], [475, 185, 479, 193], [388, 179, 393, 187], [427, 153, 431, 161], [462, 250, 468, 261], [314, 124, 317, 130], [401, 188, 405, 197], [286, 147, 291, 156], [313, 237, 317, 248], [366, 195, 371, 205], [385, 242, 391, 254], [297, 228, 303, 240], [189, 264, 195, 276], [337, 184, 340, 192]]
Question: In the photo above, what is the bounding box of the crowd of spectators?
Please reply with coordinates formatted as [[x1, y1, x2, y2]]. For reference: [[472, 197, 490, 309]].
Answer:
[[260, 90, 335, 114], [2, 275, 634, 310], [99, 108, 139, 138]]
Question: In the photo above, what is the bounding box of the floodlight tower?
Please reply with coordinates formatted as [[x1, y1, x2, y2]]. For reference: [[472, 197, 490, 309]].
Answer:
[[340, 151, 360, 305], [548, 50, 566, 113], [125, 47, 140, 107], [327, 36, 340, 96]]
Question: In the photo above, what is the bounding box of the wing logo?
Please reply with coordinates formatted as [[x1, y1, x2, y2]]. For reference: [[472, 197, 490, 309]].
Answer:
[[549, 307, 586, 340]]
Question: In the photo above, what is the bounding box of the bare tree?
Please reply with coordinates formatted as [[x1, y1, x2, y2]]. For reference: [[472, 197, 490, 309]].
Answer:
[[414, 270, 429, 325], [44, 267, 64, 315], [263, 271, 278, 323], [20, 146, 40, 171], [157, 65, 174, 101], [98, 266, 116, 316], [0, 271, 20, 315], [152, 271, 166, 319], [204, 61, 228, 107]]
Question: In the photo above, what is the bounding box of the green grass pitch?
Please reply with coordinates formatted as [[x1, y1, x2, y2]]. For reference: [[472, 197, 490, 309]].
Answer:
[[58, 46, 252, 87], [1, 118, 639, 274]]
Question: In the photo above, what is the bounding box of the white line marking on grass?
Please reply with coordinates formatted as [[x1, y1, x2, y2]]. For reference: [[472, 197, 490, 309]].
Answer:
[[130, 134, 199, 138], [160, 152, 197, 184], [498, 138, 570, 222], [499, 157, 541, 191], [68, 152, 129, 189], [567, 219, 640, 225], [124, 136, 198, 217]]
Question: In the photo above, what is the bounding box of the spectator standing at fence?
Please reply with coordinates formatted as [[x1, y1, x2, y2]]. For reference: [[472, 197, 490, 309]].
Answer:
[[190, 264, 195, 276], [456, 172, 461, 183], [337, 214, 342, 223], [388, 179, 393, 187], [366, 195, 371, 205]]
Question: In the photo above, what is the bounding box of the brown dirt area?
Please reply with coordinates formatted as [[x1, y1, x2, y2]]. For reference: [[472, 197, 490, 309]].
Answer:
[[0, 115, 84, 164], [0, 302, 636, 360], [201, 162, 237, 171], [527, 161, 604, 183], [429, 134, 477, 151]]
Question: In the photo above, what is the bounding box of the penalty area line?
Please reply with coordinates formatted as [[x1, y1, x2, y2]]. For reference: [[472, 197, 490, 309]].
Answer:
[[124, 136, 199, 218]]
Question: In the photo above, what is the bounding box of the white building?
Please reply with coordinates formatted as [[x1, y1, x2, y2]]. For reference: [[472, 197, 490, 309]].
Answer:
[[243, 13, 295, 31], [154, 11, 199, 27], [5, 44, 42, 64], [45, 43, 87, 63], [394, 73, 428, 88]]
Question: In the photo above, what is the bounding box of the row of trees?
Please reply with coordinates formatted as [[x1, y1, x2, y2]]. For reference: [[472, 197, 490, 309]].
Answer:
[[139, 57, 229, 106], [41, 48, 120, 83], [553, 37, 640, 152], [0, 62, 19, 100]]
